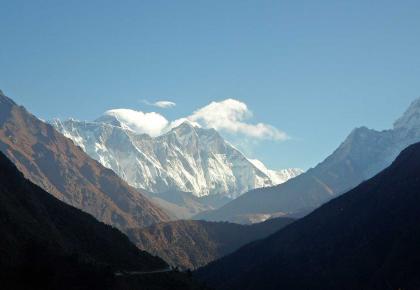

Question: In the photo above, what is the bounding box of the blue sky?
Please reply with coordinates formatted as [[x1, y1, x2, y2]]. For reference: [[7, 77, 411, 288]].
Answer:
[[1, 0, 420, 170]]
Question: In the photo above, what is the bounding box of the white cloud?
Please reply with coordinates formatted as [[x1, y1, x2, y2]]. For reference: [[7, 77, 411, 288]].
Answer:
[[175, 99, 288, 141], [142, 99, 176, 109], [103, 98, 287, 141], [154, 101, 176, 108], [104, 109, 169, 137]]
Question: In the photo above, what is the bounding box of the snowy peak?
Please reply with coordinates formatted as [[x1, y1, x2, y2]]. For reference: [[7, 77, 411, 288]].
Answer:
[[248, 159, 303, 185], [95, 113, 125, 128], [394, 97, 420, 130], [167, 121, 218, 141], [170, 120, 199, 132], [164, 121, 200, 143], [51, 115, 299, 198]]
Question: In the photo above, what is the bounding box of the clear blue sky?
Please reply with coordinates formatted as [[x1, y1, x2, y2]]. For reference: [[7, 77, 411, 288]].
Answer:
[[1, 0, 420, 170]]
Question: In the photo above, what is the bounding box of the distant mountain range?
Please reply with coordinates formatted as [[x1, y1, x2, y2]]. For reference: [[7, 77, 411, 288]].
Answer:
[[197, 97, 420, 223], [51, 114, 302, 199], [128, 217, 294, 270], [196, 142, 420, 290], [0, 91, 169, 231]]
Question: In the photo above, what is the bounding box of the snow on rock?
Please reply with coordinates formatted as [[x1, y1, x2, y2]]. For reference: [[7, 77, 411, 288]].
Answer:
[[248, 159, 303, 185], [51, 116, 302, 198]]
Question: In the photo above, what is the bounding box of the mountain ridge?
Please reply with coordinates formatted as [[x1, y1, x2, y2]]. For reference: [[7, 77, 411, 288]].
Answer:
[[51, 115, 302, 198]]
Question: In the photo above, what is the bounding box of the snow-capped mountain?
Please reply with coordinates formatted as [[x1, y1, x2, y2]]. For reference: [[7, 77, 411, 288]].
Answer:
[[248, 159, 303, 185], [51, 114, 302, 198]]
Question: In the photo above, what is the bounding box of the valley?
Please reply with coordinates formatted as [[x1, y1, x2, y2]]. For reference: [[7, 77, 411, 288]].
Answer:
[[2, 3, 419, 288]]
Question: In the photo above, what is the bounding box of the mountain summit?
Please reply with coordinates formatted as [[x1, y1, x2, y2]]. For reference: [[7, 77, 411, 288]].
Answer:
[[394, 97, 420, 130], [52, 115, 301, 198]]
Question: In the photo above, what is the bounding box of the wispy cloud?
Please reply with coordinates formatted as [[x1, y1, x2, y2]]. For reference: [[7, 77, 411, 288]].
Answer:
[[155, 100, 176, 108], [141, 99, 176, 109]]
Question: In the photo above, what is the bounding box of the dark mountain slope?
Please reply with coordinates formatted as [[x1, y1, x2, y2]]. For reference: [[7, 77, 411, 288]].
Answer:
[[0, 91, 169, 231], [0, 150, 169, 288], [128, 217, 294, 269], [196, 142, 420, 290], [197, 98, 420, 223]]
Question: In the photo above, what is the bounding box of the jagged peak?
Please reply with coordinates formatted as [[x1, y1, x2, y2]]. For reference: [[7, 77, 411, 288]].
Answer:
[[393, 97, 420, 130], [160, 121, 197, 139], [49, 118, 62, 127], [172, 120, 197, 131], [343, 126, 377, 142], [94, 113, 123, 127], [168, 121, 219, 138], [50, 117, 86, 128], [0, 90, 17, 107]]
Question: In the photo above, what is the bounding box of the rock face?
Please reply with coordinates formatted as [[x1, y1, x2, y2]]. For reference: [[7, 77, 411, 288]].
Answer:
[[197, 97, 420, 222], [128, 217, 294, 270], [196, 142, 420, 290], [51, 115, 302, 198], [0, 92, 169, 231]]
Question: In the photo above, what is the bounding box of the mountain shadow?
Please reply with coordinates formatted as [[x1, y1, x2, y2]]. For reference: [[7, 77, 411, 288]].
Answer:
[[196, 142, 420, 290]]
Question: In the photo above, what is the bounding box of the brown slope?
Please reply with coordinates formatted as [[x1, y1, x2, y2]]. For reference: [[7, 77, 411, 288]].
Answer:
[[128, 217, 294, 270], [0, 91, 169, 231]]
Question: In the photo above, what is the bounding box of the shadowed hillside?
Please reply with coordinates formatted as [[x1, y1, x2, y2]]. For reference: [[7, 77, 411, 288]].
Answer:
[[128, 217, 294, 269], [0, 150, 209, 290], [196, 142, 420, 290]]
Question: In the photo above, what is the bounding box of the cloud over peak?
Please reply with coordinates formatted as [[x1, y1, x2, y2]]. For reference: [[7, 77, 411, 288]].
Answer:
[[185, 99, 288, 141], [104, 109, 168, 137], [102, 98, 288, 142]]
